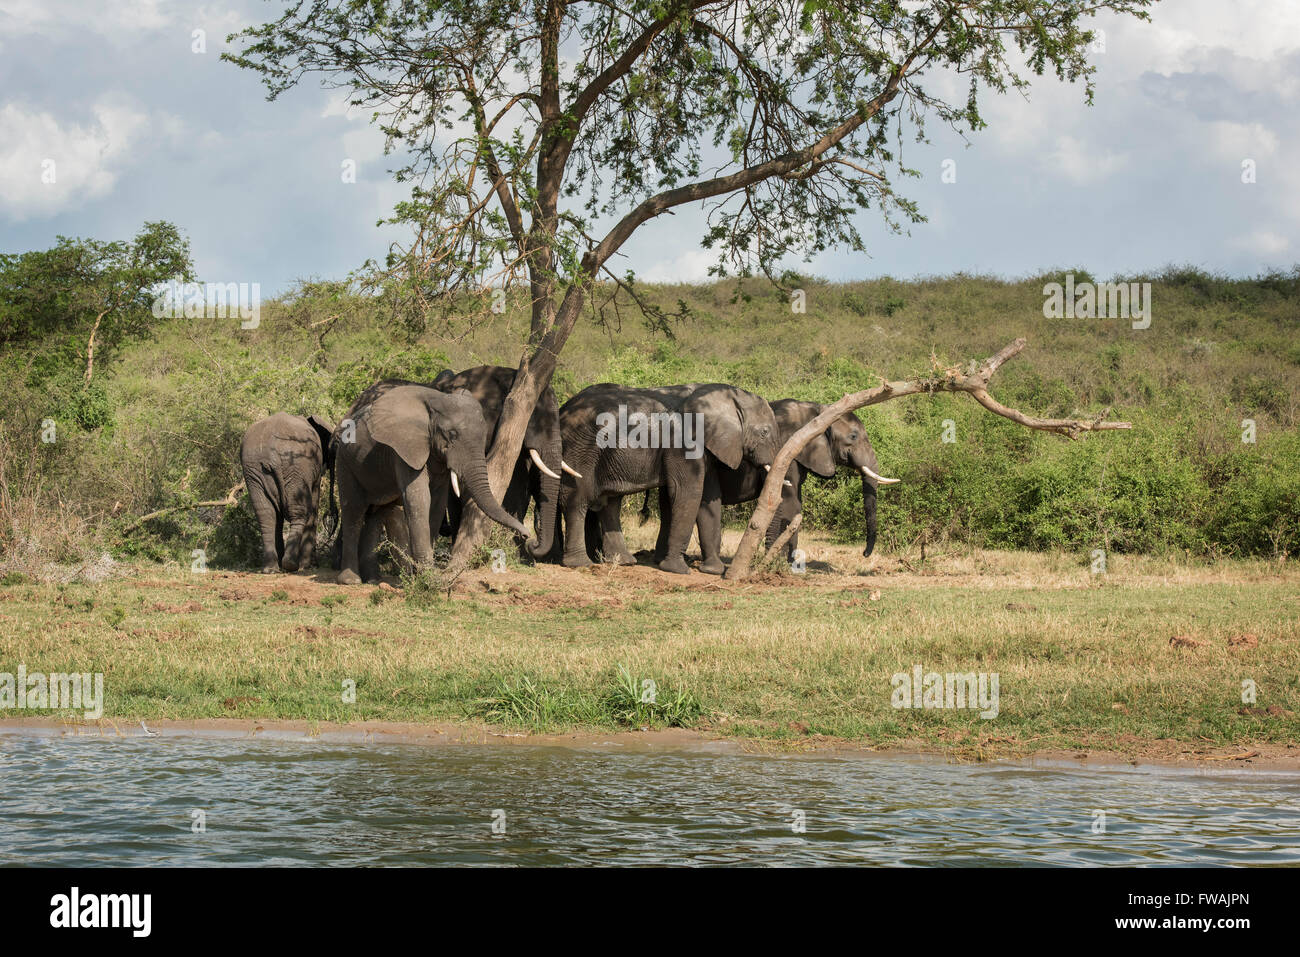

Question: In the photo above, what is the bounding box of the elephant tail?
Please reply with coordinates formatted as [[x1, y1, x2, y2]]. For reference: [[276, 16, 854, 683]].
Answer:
[[638, 489, 653, 526]]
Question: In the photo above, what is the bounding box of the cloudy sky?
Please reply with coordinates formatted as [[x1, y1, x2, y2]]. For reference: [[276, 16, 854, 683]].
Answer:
[[1, 0, 1296, 294]]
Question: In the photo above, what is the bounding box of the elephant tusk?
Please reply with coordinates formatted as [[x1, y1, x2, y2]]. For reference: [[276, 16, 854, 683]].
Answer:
[[862, 465, 900, 485], [783, 480, 793, 487], [561, 460, 583, 479], [450, 470, 461, 498], [528, 447, 562, 480]]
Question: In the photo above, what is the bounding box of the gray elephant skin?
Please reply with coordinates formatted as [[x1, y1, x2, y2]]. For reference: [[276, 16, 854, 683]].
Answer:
[[239, 412, 334, 573], [652, 399, 898, 573], [430, 365, 565, 559], [332, 383, 535, 584], [555, 382, 779, 574]]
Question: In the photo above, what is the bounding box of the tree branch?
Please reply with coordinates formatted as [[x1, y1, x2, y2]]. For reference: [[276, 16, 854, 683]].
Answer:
[[724, 338, 1131, 579]]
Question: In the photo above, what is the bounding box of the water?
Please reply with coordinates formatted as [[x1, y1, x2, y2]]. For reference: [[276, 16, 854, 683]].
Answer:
[[2, 730, 1298, 866]]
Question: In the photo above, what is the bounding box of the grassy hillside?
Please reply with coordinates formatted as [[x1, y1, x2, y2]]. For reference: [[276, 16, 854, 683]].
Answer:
[[2, 268, 1298, 574]]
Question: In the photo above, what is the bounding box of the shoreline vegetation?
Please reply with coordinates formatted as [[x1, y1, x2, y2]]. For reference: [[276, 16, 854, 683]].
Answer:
[[2, 273, 1297, 762], [3, 718, 1298, 771], [2, 538, 1296, 763], [3, 271, 1299, 574]]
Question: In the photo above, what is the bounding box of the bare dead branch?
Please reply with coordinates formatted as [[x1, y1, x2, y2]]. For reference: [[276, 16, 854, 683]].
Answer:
[[725, 339, 1131, 579]]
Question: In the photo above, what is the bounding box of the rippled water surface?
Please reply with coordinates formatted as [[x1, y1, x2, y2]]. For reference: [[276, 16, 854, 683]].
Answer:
[[2, 731, 1298, 865]]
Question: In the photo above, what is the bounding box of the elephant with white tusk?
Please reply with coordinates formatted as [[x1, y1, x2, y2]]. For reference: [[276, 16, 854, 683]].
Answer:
[[632, 399, 897, 573], [331, 383, 535, 584], [664, 399, 898, 571], [555, 382, 781, 574], [429, 365, 569, 559]]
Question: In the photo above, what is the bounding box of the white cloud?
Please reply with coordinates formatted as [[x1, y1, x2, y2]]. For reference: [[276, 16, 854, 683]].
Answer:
[[0, 98, 150, 220], [1229, 229, 1290, 257], [638, 246, 716, 283], [1204, 120, 1280, 164], [0, 0, 171, 46], [1045, 135, 1129, 185]]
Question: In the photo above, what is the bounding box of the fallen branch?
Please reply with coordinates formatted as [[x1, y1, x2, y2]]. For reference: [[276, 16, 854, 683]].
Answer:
[[725, 339, 1131, 580], [121, 483, 243, 533]]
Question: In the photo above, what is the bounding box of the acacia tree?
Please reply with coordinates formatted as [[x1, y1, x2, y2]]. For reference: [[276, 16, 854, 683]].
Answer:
[[226, 0, 1153, 560]]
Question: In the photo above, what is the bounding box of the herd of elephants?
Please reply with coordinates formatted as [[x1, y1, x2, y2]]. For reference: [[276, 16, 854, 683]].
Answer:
[[238, 365, 899, 582]]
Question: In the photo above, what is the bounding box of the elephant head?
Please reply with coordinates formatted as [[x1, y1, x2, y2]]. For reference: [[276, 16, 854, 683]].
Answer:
[[365, 386, 536, 548], [685, 384, 780, 471], [775, 401, 898, 557], [432, 366, 565, 559]]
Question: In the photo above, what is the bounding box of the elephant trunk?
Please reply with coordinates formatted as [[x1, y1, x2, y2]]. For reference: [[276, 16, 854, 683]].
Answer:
[[453, 453, 536, 548], [525, 431, 562, 559], [861, 473, 878, 558]]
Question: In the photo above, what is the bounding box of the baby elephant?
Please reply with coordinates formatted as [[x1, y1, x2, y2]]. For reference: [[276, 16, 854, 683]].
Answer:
[[240, 413, 334, 573]]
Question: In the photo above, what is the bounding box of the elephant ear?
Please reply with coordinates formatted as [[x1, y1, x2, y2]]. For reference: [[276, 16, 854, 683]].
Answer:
[[774, 400, 835, 478], [306, 414, 334, 449], [796, 430, 836, 478], [431, 369, 457, 391], [688, 387, 744, 470], [366, 388, 432, 471]]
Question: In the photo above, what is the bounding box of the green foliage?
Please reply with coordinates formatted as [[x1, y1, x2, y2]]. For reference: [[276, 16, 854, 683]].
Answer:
[[328, 344, 450, 409], [4, 265, 1299, 567], [0, 221, 193, 362], [604, 665, 703, 728], [401, 564, 462, 608], [480, 667, 702, 731]]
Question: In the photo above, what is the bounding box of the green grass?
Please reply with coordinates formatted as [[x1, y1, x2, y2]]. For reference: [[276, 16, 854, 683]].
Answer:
[[1, 543, 1296, 756], [4, 270, 1298, 572]]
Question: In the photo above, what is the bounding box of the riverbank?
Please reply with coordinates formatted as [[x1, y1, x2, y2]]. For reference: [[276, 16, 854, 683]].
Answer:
[[3, 716, 1298, 771], [2, 537, 1296, 763]]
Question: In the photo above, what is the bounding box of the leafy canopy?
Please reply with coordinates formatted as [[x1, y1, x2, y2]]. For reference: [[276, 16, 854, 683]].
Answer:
[[226, 0, 1153, 334], [0, 221, 194, 361]]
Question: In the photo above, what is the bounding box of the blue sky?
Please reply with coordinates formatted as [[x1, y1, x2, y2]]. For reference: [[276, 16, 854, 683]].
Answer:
[[1, 0, 1297, 295]]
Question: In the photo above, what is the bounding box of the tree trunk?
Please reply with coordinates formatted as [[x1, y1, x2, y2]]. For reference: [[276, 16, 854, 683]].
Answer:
[[449, 279, 588, 564]]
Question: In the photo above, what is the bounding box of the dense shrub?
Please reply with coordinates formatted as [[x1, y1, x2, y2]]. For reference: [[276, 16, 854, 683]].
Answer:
[[2, 265, 1298, 567]]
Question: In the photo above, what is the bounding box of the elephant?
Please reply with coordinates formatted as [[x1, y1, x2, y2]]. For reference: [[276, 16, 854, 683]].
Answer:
[[430, 365, 568, 559], [650, 399, 899, 572], [239, 412, 334, 573], [331, 383, 535, 584], [555, 382, 779, 574]]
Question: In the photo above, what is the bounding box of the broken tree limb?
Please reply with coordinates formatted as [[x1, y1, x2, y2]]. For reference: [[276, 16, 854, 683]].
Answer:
[[724, 339, 1131, 580], [121, 483, 244, 533], [760, 513, 802, 565]]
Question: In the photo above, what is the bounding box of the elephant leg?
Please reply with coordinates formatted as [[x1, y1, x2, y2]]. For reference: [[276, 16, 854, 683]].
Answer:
[[584, 508, 603, 562], [561, 495, 593, 568], [380, 504, 412, 573], [695, 470, 726, 575], [298, 509, 318, 571], [501, 459, 531, 522], [400, 466, 435, 566], [246, 478, 281, 574], [659, 462, 705, 575], [359, 509, 386, 583], [335, 466, 366, 585], [442, 493, 461, 538], [652, 485, 671, 563], [427, 471, 450, 553], [769, 480, 803, 561], [597, 499, 636, 565]]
